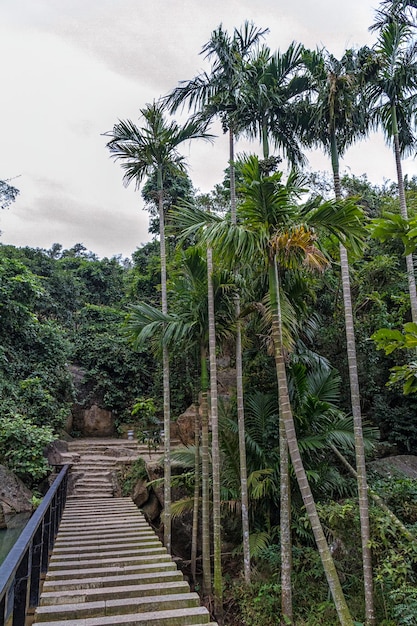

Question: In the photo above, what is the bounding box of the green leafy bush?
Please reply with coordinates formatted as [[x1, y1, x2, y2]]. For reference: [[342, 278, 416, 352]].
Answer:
[[0, 414, 54, 486]]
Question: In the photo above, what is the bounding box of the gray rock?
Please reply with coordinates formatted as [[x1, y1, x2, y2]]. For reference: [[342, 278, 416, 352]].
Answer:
[[132, 478, 149, 507], [0, 465, 33, 516], [371, 455, 417, 479]]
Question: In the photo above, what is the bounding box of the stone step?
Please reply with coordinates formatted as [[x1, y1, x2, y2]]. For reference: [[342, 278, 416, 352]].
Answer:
[[58, 516, 148, 526], [40, 580, 191, 606], [34, 606, 212, 625], [71, 486, 113, 493], [42, 569, 183, 592], [53, 539, 161, 554], [48, 552, 172, 572], [54, 531, 156, 545], [35, 592, 200, 621], [45, 561, 177, 580], [49, 546, 166, 562]]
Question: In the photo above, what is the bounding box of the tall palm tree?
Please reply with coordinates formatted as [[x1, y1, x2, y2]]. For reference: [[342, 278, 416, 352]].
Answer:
[[237, 41, 308, 164], [104, 102, 211, 553], [301, 47, 376, 626], [173, 154, 365, 625], [166, 22, 267, 584], [367, 16, 417, 323], [127, 246, 235, 603]]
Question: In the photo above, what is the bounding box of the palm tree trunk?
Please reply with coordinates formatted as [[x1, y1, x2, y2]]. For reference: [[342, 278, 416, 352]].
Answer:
[[269, 258, 354, 626], [279, 414, 293, 624], [191, 403, 200, 585], [236, 296, 251, 584], [158, 167, 171, 554], [229, 124, 251, 583], [332, 138, 375, 626], [200, 349, 212, 597], [207, 246, 223, 623], [392, 105, 417, 323]]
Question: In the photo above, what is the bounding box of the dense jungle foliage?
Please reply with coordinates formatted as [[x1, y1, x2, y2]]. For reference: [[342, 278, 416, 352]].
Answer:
[[2, 173, 417, 623]]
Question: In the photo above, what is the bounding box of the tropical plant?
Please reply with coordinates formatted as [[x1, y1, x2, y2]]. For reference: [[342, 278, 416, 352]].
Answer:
[[173, 153, 366, 625], [301, 46, 375, 625], [105, 101, 211, 552], [126, 245, 235, 601], [367, 12, 417, 323], [167, 23, 267, 592], [237, 41, 308, 164]]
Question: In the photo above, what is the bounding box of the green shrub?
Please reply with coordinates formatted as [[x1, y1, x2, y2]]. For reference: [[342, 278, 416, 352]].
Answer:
[[0, 414, 54, 486]]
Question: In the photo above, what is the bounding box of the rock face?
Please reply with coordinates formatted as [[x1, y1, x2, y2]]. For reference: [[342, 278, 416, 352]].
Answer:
[[69, 365, 115, 437], [176, 404, 198, 446], [371, 455, 417, 478], [0, 465, 32, 528], [73, 404, 115, 437]]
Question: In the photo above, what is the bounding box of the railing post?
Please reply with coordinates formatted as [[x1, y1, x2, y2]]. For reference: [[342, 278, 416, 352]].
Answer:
[[29, 522, 43, 609], [41, 505, 52, 575], [12, 549, 30, 626]]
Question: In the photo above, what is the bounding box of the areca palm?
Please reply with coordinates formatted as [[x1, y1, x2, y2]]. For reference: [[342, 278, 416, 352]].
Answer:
[[367, 17, 417, 323], [237, 41, 308, 164], [127, 246, 234, 602], [105, 102, 211, 553], [173, 154, 365, 625], [167, 22, 267, 585], [301, 47, 375, 625]]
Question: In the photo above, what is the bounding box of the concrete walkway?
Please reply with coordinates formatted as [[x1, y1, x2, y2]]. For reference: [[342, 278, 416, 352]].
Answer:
[[33, 440, 217, 625]]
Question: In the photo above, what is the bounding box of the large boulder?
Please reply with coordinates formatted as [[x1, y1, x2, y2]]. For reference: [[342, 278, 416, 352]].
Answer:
[[132, 479, 149, 508], [80, 404, 115, 437], [0, 465, 32, 527], [176, 404, 198, 446], [371, 455, 417, 478]]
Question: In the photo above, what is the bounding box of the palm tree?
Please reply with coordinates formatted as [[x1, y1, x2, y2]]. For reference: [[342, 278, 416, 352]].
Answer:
[[104, 102, 211, 553], [301, 47, 376, 626], [367, 16, 417, 323], [237, 41, 308, 164], [166, 22, 267, 584], [127, 246, 235, 603], [173, 154, 365, 625]]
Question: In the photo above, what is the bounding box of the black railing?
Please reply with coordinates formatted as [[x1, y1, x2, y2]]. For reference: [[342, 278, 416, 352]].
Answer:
[[0, 464, 69, 626]]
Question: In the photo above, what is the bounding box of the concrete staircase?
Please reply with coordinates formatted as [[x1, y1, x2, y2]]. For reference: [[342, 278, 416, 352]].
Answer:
[[65, 438, 159, 499], [33, 439, 217, 625]]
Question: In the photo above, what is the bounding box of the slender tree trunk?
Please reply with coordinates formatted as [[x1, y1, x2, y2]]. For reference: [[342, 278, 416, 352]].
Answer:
[[229, 125, 251, 582], [269, 258, 354, 626], [200, 351, 212, 597], [392, 105, 417, 323], [191, 403, 200, 585], [229, 128, 236, 222], [236, 296, 251, 584], [279, 414, 293, 624], [158, 168, 171, 554], [207, 246, 223, 624], [332, 137, 375, 626]]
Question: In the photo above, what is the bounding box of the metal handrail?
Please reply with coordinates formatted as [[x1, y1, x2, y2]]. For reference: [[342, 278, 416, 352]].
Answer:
[[0, 464, 69, 626]]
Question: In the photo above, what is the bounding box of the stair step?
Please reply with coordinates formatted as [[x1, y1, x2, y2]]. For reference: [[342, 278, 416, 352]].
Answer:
[[42, 569, 183, 592], [45, 561, 177, 580], [35, 592, 200, 621], [35, 605, 211, 625], [50, 547, 166, 562], [40, 581, 190, 605], [53, 540, 160, 553]]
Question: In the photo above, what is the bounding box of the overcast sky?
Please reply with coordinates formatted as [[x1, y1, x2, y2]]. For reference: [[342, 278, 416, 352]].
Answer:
[[0, 0, 415, 259]]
